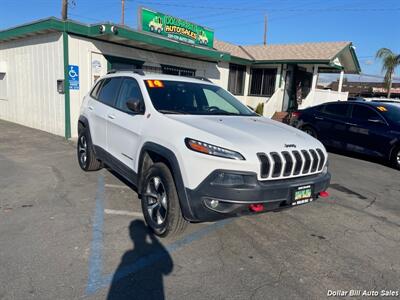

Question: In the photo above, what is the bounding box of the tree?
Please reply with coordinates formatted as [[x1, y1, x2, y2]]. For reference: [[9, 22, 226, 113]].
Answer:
[[375, 48, 400, 98]]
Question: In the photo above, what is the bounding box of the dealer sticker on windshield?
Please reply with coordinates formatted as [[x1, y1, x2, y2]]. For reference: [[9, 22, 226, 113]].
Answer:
[[292, 185, 313, 206]]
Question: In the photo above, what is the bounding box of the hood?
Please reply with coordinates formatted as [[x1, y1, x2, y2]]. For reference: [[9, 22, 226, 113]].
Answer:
[[167, 115, 325, 154]]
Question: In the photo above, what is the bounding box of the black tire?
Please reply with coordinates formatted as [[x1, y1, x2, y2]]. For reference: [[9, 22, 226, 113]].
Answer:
[[77, 128, 102, 171], [302, 126, 318, 139], [390, 146, 400, 170], [141, 162, 187, 237], [150, 25, 154, 32]]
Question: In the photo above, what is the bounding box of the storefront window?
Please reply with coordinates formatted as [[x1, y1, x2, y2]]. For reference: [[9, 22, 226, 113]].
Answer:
[[249, 68, 277, 97], [227, 64, 245, 95], [161, 65, 196, 77]]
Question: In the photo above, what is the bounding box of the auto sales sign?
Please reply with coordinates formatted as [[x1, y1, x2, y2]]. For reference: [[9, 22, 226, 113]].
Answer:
[[139, 7, 214, 48]]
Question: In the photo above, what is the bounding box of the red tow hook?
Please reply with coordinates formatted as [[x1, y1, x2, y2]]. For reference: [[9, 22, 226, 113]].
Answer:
[[319, 191, 330, 198], [249, 203, 264, 212]]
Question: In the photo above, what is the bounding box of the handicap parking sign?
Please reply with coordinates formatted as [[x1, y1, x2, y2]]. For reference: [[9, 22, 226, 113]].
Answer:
[[68, 65, 80, 90]]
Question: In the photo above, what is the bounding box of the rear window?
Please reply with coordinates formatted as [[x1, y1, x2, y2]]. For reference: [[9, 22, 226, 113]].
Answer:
[[324, 103, 349, 117], [90, 80, 103, 99]]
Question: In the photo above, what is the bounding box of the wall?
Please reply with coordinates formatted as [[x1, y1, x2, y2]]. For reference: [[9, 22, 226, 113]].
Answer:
[[68, 34, 221, 137], [0, 32, 65, 136]]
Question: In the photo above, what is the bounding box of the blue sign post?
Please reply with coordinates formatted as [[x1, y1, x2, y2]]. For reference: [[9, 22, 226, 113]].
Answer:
[[68, 65, 80, 90]]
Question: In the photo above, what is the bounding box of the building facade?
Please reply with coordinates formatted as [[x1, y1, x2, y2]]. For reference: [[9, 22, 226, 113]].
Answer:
[[0, 18, 360, 138]]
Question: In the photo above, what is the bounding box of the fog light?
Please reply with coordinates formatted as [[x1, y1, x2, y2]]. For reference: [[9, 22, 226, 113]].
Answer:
[[249, 203, 264, 212], [210, 200, 219, 208]]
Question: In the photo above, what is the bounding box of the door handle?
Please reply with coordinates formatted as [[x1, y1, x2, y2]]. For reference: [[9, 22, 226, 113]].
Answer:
[[345, 122, 357, 126], [88, 106, 94, 111], [108, 114, 116, 120], [314, 116, 324, 120]]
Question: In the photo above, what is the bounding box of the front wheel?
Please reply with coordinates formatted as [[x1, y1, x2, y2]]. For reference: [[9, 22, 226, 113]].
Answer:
[[391, 147, 400, 170], [141, 163, 187, 237], [77, 128, 102, 171]]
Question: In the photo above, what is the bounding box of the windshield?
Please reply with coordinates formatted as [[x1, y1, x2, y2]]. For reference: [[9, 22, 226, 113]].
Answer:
[[378, 103, 400, 124], [145, 80, 257, 116]]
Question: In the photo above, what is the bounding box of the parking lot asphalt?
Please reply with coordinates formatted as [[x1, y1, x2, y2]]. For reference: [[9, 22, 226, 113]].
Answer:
[[0, 119, 399, 300]]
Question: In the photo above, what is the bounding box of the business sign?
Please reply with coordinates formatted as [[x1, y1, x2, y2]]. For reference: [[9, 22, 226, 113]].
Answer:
[[68, 65, 79, 90], [372, 87, 400, 94], [139, 7, 214, 48]]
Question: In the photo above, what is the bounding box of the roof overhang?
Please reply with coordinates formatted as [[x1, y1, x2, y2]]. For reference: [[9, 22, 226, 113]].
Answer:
[[0, 17, 231, 63]]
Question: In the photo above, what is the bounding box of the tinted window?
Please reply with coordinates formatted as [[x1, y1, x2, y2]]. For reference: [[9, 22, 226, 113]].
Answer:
[[97, 78, 123, 106], [324, 103, 349, 117], [90, 80, 103, 99], [352, 105, 382, 121], [115, 78, 144, 113]]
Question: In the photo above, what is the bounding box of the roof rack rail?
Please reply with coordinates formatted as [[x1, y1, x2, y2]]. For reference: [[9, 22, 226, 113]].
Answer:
[[194, 76, 212, 83], [107, 69, 145, 75]]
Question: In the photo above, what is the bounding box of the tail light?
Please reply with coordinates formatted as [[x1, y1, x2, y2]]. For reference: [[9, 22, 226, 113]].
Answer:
[[291, 111, 301, 118]]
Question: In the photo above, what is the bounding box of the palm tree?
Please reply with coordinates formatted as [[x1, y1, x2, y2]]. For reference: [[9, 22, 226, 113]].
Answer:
[[375, 48, 400, 98]]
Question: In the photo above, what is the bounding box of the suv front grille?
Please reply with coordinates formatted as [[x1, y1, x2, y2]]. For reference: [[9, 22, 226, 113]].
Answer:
[[257, 148, 326, 179]]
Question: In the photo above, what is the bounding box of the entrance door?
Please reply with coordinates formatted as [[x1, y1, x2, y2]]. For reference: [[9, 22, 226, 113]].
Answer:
[[107, 77, 145, 171]]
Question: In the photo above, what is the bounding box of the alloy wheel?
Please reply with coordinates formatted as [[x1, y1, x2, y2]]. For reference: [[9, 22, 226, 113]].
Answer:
[[144, 176, 168, 225]]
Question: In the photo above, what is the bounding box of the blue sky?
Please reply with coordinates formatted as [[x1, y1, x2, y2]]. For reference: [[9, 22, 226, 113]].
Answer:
[[1, 0, 399, 79]]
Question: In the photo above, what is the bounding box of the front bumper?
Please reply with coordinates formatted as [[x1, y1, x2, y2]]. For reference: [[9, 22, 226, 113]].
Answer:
[[184, 170, 331, 222]]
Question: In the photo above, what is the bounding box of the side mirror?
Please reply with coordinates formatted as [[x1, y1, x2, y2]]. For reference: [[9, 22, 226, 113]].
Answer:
[[126, 98, 144, 114]]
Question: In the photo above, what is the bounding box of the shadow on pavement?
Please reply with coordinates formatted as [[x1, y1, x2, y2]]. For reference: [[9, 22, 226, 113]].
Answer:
[[107, 220, 173, 300]]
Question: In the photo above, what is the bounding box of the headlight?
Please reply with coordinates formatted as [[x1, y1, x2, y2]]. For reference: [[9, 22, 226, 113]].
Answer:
[[185, 138, 245, 160]]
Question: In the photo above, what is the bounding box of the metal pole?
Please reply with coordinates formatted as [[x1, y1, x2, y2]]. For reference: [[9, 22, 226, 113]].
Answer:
[[121, 0, 125, 25], [263, 15, 267, 45], [61, 0, 68, 20]]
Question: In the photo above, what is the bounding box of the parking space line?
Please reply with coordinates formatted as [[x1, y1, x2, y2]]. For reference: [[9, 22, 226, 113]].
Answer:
[[104, 209, 143, 218], [85, 174, 232, 295], [104, 184, 131, 190]]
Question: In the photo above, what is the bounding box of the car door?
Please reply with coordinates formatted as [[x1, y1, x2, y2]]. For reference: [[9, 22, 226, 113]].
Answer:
[[348, 103, 390, 157], [107, 77, 145, 172], [87, 77, 122, 151], [317, 102, 351, 149]]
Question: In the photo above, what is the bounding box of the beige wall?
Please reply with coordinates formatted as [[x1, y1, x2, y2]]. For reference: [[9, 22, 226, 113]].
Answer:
[[0, 32, 65, 136]]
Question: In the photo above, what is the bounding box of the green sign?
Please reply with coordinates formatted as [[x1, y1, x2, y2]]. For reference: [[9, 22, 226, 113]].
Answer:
[[139, 7, 214, 48]]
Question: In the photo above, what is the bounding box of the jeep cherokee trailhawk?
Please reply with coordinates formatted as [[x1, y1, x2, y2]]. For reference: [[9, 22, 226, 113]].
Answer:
[[77, 70, 331, 237]]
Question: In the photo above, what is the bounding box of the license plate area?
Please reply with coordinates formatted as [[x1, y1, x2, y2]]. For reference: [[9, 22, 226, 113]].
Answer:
[[292, 185, 313, 206]]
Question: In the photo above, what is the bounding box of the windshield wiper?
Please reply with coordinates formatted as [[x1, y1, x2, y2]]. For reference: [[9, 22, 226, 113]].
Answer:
[[158, 109, 188, 115]]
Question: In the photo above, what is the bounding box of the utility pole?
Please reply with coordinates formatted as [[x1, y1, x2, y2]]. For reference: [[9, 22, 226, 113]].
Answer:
[[61, 0, 68, 20], [121, 0, 125, 25], [263, 15, 268, 46]]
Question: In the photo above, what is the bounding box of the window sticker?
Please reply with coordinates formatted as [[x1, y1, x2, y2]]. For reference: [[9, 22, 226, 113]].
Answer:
[[377, 106, 388, 112]]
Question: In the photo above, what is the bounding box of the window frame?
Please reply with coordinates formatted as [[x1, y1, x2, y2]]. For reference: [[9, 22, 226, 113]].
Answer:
[[227, 63, 246, 96], [248, 67, 277, 97], [114, 77, 146, 115]]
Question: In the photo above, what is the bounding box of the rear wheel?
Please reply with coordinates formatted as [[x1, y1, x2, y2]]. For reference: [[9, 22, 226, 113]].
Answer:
[[141, 163, 187, 237], [77, 128, 102, 171], [391, 146, 400, 170], [302, 126, 318, 139]]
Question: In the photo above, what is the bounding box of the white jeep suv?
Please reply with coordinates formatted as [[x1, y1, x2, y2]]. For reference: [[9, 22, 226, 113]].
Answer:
[[78, 70, 330, 237]]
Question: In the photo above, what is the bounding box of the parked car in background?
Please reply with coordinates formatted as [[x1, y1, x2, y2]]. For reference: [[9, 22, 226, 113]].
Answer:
[[291, 101, 400, 169]]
